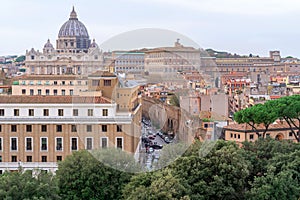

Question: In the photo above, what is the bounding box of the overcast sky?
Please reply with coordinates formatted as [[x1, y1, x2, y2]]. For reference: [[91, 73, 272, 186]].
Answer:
[[1, 0, 300, 57]]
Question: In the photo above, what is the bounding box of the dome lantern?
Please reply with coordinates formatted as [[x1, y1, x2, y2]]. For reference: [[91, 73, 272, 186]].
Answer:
[[90, 39, 98, 48], [69, 6, 78, 20]]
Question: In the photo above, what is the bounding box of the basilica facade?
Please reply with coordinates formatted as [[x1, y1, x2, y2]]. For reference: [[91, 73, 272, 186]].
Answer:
[[25, 7, 104, 75]]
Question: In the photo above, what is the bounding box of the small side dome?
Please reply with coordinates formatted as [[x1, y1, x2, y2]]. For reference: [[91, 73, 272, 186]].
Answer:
[[90, 39, 98, 48], [44, 39, 54, 49], [43, 39, 54, 53]]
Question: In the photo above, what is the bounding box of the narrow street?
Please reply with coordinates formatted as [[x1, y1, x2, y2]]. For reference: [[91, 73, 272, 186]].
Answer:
[[140, 117, 169, 170]]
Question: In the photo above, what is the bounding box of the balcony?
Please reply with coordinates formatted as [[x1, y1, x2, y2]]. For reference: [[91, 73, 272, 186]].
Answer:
[[0, 162, 58, 171]]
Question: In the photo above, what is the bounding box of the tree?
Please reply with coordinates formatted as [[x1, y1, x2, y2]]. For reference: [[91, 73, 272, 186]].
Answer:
[[153, 142, 188, 170], [246, 149, 300, 199], [122, 171, 154, 199], [171, 140, 250, 200], [247, 167, 300, 200], [124, 139, 300, 200], [56, 150, 132, 200], [123, 169, 190, 200], [0, 169, 59, 199], [234, 103, 277, 138], [240, 138, 300, 186], [91, 147, 141, 173], [15, 55, 25, 63], [267, 95, 300, 142], [125, 140, 251, 200], [169, 94, 180, 107]]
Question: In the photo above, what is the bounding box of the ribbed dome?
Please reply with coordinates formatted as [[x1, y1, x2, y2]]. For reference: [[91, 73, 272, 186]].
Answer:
[[58, 7, 89, 38], [90, 39, 98, 48], [44, 39, 54, 48]]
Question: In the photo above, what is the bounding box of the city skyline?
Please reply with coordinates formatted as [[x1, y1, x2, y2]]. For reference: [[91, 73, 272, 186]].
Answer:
[[1, 0, 300, 57]]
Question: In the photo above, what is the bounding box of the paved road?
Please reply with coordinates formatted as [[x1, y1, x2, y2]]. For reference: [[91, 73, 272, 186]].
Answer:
[[152, 135, 166, 146], [141, 120, 167, 170]]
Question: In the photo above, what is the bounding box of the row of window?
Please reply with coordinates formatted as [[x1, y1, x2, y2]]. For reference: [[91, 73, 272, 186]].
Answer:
[[115, 60, 144, 65], [147, 61, 197, 65], [115, 55, 144, 60], [115, 66, 144, 70], [0, 155, 61, 163], [0, 124, 122, 133], [229, 133, 295, 140], [0, 137, 123, 152], [219, 67, 284, 72], [230, 133, 241, 139], [20, 80, 82, 86], [91, 80, 112, 86], [147, 54, 198, 58], [218, 64, 252, 67], [203, 123, 214, 128], [22, 89, 74, 96], [0, 108, 109, 117]]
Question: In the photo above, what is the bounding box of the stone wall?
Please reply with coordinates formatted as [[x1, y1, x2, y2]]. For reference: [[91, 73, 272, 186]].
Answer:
[[142, 97, 200, 144]]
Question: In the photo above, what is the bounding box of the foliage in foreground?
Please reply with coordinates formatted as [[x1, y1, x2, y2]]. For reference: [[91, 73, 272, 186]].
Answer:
[[124, 139, 300, 200], [56, 150, 132, 200], [0, 139, 299, 199], [0, 169, 59, 200]]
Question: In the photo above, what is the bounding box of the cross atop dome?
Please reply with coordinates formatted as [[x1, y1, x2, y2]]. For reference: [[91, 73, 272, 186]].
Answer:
[[69, 6, 78, 20]]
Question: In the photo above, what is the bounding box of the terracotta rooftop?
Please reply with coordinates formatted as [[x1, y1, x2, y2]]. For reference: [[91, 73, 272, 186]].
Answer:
[[0, 85, 11, 88], [270, 95, 282, 99], [0, 96, 111, 104], [224, 120, 298, 132]]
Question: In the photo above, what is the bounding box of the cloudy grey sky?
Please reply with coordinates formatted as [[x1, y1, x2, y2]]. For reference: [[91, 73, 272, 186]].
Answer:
[[1, 0, 300, 57]]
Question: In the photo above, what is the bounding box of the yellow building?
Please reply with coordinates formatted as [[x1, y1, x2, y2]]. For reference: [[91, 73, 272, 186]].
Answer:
[[12, 75, 88, 96], [223, 121, 297, 144], [0, 71, 142, 173]]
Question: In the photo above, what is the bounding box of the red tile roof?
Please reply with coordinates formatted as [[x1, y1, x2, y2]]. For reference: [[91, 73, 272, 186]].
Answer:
[[270, 95, 282, 99], [224, 120, 298, 132]]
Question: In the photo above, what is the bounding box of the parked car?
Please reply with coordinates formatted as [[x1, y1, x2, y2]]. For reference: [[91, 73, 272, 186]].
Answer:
[[156, 131, 163, 137], [142, 137, 151, 143], [150, 144, 163, 150], [149, 147, 154, 153], [145, 143, 150, 148], [148, 135, 155, 140], [164, 136, 171, 143]]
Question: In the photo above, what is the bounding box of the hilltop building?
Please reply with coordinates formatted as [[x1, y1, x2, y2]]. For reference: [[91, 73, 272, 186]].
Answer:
[[144, 39, 201, 75]]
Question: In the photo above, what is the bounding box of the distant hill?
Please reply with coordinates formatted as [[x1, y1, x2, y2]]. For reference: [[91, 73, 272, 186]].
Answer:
[[205, 49, 259, 58]]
